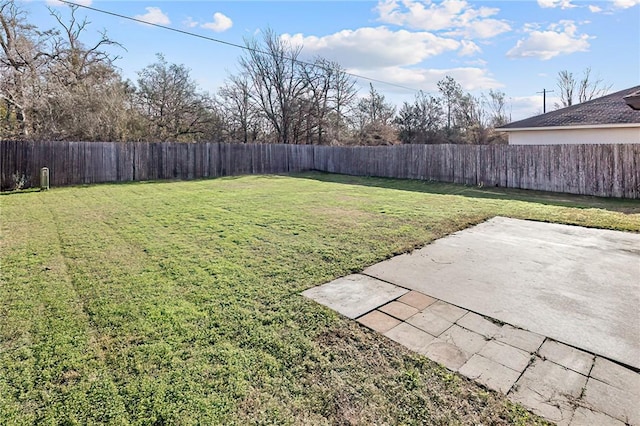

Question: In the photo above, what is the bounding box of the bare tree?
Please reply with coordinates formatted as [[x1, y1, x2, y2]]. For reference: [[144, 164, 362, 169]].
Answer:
[[219, 73, 262, 143], [222, 28, 358, 145], [46, 5, 122, 86], [556, 70, 575, 108], [300, 58, 330, 144], [0, 1, 133, 141], [38, 6, 131, 141], [556, 67, 611, 108], [327, 60, 357, 144], [0, 0, 54, 137], [298, 57, 357, 145], [577, 67, 611, 103], [483, 89, 509, 144], [239, 29, 309, 144], [484, 89, 508, 128]]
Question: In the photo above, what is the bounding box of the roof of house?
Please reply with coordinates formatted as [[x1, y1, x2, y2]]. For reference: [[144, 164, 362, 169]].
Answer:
[[499, 85, 640, 130]]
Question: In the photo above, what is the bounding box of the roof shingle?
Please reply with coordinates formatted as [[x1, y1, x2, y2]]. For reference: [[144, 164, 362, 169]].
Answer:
[[499, 86, 640, 129]]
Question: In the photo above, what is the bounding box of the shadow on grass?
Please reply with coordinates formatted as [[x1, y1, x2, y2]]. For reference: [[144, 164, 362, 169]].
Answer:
[[0, 175, 254, 195], [0, 187, 43, 196], [292, 171, 640, 214]]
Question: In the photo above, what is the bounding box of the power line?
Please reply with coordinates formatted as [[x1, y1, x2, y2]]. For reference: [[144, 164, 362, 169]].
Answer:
[[58, 0, 422, 93]]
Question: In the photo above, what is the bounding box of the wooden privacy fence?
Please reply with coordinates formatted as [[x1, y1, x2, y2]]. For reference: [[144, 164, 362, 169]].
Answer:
[[313, 144, 639, 198], [1, 141, 313, 190], [1, 140, 638, 198]]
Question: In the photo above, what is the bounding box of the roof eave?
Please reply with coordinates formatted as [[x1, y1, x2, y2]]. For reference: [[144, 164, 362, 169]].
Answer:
[[497, 123, 640, 132]]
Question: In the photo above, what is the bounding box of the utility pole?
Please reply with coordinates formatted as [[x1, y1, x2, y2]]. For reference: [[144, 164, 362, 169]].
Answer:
[[537, 88, 554, 113]]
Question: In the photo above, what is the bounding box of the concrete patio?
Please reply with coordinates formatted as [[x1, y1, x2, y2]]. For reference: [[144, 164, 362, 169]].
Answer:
[[302, 217, 640, 425]]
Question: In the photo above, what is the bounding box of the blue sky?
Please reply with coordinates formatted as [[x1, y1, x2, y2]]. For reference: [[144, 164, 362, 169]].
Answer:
[[21, 0, 640, 120]]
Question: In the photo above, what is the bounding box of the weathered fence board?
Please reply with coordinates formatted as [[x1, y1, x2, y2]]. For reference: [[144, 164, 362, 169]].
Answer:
[[1, 140, 638, 198]]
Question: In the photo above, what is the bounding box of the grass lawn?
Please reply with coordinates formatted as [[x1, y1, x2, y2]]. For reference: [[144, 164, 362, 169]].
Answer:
[[1, 172, 638, 425]]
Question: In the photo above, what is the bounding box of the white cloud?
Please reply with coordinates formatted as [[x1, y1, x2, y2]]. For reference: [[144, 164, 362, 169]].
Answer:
[[508, 96, 543, 120], [134, 7, 170, 25], [465, 58, 488, 67], [282, 27, 460, 69], [183, 17, 199, 29], [453, 19, 512, 39], [537, 0, 576, 9], [613, 0, 640, 7], [548, 20, 580, 34], [348, 66, 502, 92], [507, 20, 590, 60], [523, 22, 542, 32], [201, 12, 233, 32], [282, 25, 499, 96], [376, 0, 511, 39], [459, 40, 481, 56], [376, 0, 467, 29], [46, 0, 92, 6], [508, 95, 563, 120], [586, 0, 637, 13]]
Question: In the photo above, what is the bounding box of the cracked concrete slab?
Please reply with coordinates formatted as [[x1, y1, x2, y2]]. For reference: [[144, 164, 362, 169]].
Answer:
[[509, 359, 588, 425], [538, 340, 594, 376], [590, 356, 640, 396], [459, 354, 521, 394], [440, 325, 488, 354], [582, 376, 640, 425], [570, 407, 626, 426], [364, 217, 640, 369]]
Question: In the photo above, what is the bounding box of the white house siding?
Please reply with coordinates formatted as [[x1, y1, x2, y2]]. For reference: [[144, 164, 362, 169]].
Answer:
[[507, 127, 640, 145]]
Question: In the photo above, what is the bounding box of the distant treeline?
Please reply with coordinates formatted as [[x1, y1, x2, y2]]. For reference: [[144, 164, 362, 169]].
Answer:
[[1, 1, 510, 145]]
